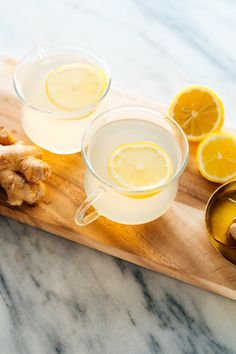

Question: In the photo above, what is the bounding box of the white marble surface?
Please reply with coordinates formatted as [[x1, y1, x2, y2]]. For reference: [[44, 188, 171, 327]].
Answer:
[[0, 0, 236, 353]]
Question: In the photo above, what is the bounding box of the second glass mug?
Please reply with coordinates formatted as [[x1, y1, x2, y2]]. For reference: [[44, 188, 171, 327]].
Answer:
[[75, 106, 189, 226], [13, 46, 111, 154]]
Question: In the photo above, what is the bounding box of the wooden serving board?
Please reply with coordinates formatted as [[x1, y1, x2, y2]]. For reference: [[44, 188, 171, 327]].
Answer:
[[0, 59, 236, 300]]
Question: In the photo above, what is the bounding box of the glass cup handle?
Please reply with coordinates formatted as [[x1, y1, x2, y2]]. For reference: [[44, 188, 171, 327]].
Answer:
[[75, 187, 105, 226]]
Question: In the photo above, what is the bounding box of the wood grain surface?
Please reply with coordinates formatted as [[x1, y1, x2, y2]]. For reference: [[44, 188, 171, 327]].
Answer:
[[0, 59, 236, 300]]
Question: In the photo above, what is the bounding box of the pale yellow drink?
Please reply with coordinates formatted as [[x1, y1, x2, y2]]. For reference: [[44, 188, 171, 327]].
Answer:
[[14, 47, 110, 154], [84, 119, 182, 224]]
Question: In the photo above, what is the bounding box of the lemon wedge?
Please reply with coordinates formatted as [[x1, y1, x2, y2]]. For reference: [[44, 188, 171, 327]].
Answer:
[[169, 86, 224, 141], [45, 63, 108, 111], [107, 142, 173, 192], [197, 131, 236, 183]]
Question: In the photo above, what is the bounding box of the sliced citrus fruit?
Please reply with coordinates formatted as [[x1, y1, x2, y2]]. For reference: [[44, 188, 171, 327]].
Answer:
[[169, 86, 224, 141], [197, 131, 236, 183], [45, 63, 108, 111], [107, 142, 173, 191]]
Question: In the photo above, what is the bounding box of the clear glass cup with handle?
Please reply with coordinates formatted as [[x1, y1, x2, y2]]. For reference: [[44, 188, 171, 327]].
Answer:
[[75, 106, 189, 226], [13, 46, 111, 154]]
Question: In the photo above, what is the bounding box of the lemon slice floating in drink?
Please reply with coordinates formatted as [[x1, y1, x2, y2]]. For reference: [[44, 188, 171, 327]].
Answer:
[[197, 131, 236, 183], [108, 142, 173, 196], [169, 85, 224, 141], [45, 63, 108, 111]]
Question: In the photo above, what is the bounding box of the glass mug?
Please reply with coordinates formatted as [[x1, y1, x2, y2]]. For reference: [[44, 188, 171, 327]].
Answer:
[[75, 106, 189, 225], [13, 46, 111, 154]]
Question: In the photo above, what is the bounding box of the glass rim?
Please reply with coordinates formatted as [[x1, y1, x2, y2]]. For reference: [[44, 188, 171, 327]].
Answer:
[[13, 45, 111, 119], [81, 105, 189, 195]]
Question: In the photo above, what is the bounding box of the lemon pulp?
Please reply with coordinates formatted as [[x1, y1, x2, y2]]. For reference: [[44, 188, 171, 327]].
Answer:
[[107, 141, 173, 197], [197, 131, 236, 183], [169, 85, 224, 141], [45, 63, 108, 112]]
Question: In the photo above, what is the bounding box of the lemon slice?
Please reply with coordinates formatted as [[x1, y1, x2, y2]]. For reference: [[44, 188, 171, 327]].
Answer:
[[197, 131, 236, 183], [45, 63, 108, 111], [107, 142, 173, 191], [169, 86, 224, 141]]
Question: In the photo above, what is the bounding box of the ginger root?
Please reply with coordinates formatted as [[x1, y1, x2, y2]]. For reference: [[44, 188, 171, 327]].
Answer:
[[0, 127, 51, 206]]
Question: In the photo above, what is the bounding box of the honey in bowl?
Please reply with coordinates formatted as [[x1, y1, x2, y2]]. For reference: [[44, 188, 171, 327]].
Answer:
[[205, 180, 236, 265]]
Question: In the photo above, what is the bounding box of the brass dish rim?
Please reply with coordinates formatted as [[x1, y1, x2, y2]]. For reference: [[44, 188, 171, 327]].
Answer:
[[205, 179, 236, 252]]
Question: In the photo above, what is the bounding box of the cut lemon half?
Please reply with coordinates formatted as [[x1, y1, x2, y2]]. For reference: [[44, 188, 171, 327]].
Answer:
[[107, 142, 173, 193], [169, 86, 224, 141], [45, 63, 108, 111], [197, 131, 236, 183]]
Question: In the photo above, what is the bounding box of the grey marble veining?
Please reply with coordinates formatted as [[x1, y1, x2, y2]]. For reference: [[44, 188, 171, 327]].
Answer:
[[1, 0, 236, 353], [1, 216, 236, 354]]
